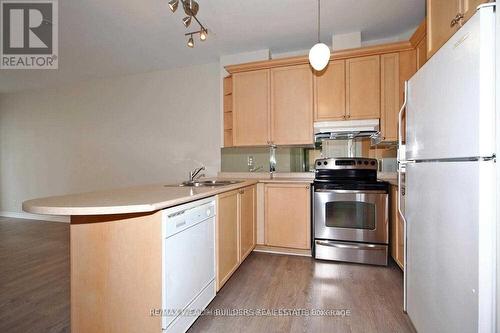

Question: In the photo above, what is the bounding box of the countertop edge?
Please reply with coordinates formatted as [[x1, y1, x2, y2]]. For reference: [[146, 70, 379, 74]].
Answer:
[[22, 180, 259, 216]]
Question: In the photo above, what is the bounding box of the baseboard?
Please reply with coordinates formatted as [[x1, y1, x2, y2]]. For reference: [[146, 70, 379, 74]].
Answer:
[[253, 245, 312, 257], [0, 211, 70, 223]]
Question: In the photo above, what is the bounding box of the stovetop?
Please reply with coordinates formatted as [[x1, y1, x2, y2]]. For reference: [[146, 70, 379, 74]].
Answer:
[[314, 157, 388, 192], [314, 180, 389, 191]]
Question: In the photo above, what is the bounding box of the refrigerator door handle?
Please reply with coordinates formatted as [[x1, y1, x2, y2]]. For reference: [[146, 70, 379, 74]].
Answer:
[[398, 81, 408, 163], [397, 164, 408, 312]]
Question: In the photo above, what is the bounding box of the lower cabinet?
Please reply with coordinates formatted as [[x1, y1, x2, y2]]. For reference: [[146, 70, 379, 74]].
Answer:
[[264, 183, 311, 250], [390, 185, 404, 269], [216, 185, 256, 291]]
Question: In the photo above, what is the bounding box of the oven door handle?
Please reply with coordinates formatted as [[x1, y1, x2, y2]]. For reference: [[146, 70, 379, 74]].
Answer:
[[315, 189, 387, 194], [316, 241, 386, 251]]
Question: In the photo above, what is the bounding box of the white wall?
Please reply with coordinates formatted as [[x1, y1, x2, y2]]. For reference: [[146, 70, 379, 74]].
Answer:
[[0, 62, 221, 217]]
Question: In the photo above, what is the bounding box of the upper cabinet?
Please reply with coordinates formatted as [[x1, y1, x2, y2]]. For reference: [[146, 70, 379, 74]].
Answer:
[[427, 0, 488, 58], [380, 53, 400, 141], [346, 55, 381, 120], [271, 65, 314, 145], [314, 60, 346, 121], [232, 70, 270, 146]]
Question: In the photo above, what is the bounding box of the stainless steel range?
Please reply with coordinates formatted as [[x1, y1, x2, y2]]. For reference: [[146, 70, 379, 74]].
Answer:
[[313, 157, 389, 265]]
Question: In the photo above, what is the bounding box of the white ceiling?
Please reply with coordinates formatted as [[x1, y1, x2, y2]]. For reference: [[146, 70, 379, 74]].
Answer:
[[0, 0, 425, 93]]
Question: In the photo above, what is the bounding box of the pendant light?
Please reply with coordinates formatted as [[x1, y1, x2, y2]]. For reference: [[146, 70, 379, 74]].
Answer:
[[308, 0, 330, 71]]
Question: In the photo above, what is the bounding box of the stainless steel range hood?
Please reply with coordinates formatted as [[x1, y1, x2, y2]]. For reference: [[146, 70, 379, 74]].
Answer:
[[314, 119, 380, 141]]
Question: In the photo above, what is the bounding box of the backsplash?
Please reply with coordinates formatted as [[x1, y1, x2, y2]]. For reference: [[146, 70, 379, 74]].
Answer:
[[221, 139, 396, 173]]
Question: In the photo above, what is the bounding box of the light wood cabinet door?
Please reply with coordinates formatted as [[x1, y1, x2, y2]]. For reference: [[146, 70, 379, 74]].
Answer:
[[390, 185, 404, 269], [233, 70, 270, 146], [239, 185, 256, 261], [399, 50, 417, 143], [271, 65, 314, 145], [380, 53, 400, 142], [427, 0, 461, 58], [265, 183, 311, 250], [346, 55, 380, 120], [216, 190, 240, 290], [462, 0, 488, 21], [314, 60, 346, 121]]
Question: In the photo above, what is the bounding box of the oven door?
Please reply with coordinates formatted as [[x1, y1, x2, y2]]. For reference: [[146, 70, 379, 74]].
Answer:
[[314, 189, 388, 244]]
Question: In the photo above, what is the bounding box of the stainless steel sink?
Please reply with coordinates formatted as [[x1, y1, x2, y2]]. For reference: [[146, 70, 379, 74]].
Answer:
[[165, 180, 244, 187]]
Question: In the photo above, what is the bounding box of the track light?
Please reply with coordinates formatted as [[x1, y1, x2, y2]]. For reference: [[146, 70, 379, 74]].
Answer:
[[182, 16, 192, 28], [187, 35, 194, 48], [168, 0, 178, 13], [169, 0, 208, 47], [200, 28, 207, 41]]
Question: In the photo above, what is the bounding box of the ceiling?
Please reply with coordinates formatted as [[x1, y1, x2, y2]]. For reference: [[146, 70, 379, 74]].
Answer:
[[0, 0, 425, 93]]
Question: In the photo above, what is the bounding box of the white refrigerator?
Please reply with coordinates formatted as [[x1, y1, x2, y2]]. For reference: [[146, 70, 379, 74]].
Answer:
[[398, 4, 497, 333]]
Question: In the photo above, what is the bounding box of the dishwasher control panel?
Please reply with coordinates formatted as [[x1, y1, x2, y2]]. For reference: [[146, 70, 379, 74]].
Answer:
[[162, 197, 215, 238]]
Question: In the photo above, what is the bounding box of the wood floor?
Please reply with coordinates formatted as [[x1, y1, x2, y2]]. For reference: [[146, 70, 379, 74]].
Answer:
[[0, 218, 414, 333], [0, 217, 70, 333], [190, 252, 416, 333]]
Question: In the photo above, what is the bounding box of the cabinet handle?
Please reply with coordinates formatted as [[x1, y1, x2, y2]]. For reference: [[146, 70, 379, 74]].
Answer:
[[239, 190, 244, 194], [450, 13, 464, 27], [347, 114, 351, 119], [306, 186, 310, 190]]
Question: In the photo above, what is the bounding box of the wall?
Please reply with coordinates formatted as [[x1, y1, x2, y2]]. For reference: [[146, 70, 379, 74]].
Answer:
[[0, 62, 221, 219]]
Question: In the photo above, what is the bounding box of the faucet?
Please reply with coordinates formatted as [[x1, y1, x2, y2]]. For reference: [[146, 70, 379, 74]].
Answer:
[[189, 166, 205, 182]]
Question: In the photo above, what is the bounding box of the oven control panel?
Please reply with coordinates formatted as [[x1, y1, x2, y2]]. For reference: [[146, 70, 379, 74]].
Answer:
[[315, 158, 378, 170]]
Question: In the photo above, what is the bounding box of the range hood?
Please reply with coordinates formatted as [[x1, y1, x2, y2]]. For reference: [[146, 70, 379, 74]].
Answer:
[[314, 119, 380, 141]]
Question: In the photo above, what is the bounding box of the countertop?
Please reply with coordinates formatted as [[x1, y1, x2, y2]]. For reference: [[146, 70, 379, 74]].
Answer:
[[378, 172, 398, 186], [23, 172, 398, 216], [22, 180, 258, 216]]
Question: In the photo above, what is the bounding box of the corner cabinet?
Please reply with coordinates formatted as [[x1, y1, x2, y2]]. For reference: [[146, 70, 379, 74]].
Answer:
[[427, 0, 488, 58], [264, 183, 311, 250], [270, 65, 314, 145], [216, 185, 256, 291]]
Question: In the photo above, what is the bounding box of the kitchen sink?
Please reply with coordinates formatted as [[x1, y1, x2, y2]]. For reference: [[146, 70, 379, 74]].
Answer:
[[165, 180, 244, 187]]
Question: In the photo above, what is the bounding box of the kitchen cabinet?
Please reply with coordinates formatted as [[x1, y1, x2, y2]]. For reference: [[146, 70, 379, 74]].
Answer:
[[233, 70, 270, 146], [271, 65, 314, 145], [427, 0, 488, 58], [223, 76, 233, 147], [216, 185, 256, 290], [416, 37, 427, 70], [314, 60, 346, 121], [264, 183, 311, 250], [216, 190, 239, 290], [380, 53, 400, 141], [390, 185, 404, 269], [346, 55, 381, 120], [239, 185, 256, 261]]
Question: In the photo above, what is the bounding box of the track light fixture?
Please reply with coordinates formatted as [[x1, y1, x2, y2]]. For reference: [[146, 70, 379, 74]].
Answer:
[[182, 16, 192, 27], [168, 0, 178, 13], [169, 0, 208, 48], [199, 28, 207, 41], [187, 34, 194, 48]]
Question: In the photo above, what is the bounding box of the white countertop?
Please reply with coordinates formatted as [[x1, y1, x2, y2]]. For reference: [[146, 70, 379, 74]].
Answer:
[[22, 180, 257, 216]]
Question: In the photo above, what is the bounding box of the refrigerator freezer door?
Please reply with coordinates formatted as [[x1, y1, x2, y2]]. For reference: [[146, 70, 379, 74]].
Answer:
[[405, 161, 495, 333], [406, 6, 495, 161]]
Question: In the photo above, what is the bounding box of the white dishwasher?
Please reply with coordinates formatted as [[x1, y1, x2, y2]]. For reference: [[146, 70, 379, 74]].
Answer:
[[162, 197, 216, 333]]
